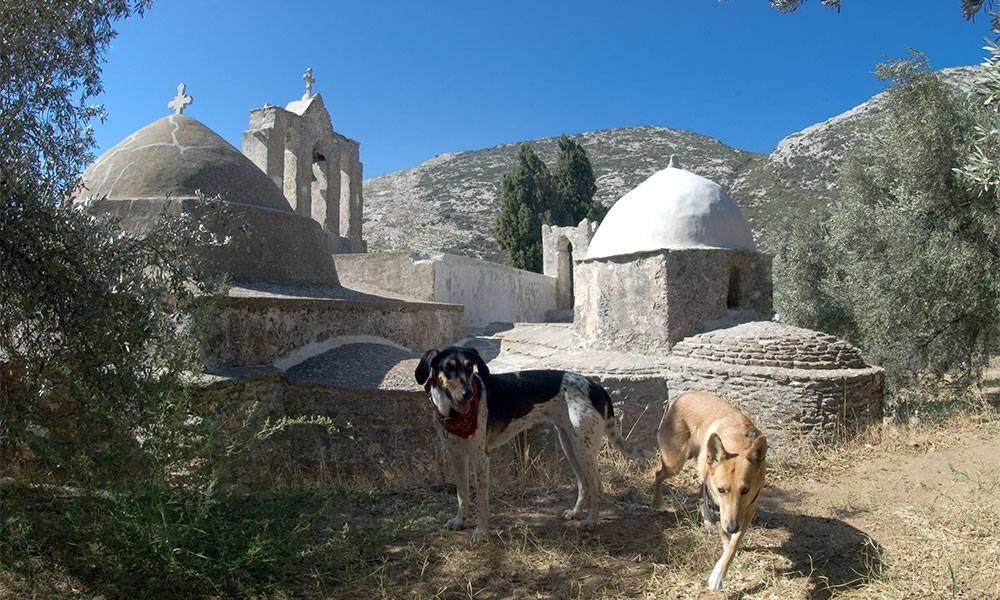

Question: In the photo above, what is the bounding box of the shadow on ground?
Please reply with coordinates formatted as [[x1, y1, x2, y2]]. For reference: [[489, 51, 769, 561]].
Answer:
[[382, 483, 883, 599], [757, 510, 882, 599]]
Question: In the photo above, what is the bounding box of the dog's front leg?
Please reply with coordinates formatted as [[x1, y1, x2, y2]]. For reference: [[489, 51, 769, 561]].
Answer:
[[707, 525, 747, 592], [471, 451, 490, 542], [444, 447, 470, 530]]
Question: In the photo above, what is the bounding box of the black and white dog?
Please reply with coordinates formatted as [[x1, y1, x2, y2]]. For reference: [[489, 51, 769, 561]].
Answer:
[[415, 345, 652, 541]]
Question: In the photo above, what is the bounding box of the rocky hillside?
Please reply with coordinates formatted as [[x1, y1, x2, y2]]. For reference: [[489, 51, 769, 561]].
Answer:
[[363, 127, 760, 262], [363, 67, 977, 262], [732, 66, 977, 229]]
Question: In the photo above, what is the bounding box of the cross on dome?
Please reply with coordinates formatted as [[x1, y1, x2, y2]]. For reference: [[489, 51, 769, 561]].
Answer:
[[167, 82, 193, 115]]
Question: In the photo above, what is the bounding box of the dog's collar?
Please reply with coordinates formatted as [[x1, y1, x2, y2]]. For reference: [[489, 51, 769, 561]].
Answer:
[[701, 481, 721, 524], [425, 376, 481, 439]]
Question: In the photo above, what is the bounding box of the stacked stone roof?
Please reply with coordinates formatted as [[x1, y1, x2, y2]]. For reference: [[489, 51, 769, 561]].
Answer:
[[669, 321, 867, 371]]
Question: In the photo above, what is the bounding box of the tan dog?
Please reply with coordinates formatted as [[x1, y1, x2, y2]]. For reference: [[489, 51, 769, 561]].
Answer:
[[652, 391, 767, 592]]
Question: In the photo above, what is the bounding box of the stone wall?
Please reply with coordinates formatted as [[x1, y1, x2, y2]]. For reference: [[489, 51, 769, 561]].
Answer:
[[542, 220, 597, 311], [574, 251, 671, 353], [573, 248, 772, 352], [204, 295, 463, 369], [336, 252, 559, 329], [665, 358, 884, 447], [666, 248, 772, 345], [592, 374, 669, 453], [198, 372, 578, 490], [335, 252, 437, 301], [664, 321, 884, 447], [92, 198, 341, 287]]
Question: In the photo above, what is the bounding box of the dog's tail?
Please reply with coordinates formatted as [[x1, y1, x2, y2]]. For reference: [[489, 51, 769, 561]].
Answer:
[[594, 382, 655, 462]]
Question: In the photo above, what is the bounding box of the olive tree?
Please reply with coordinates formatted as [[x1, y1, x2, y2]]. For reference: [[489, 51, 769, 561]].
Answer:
[[776, 57, 1000, 412]]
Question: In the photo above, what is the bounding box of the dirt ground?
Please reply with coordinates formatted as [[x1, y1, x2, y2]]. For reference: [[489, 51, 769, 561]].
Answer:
[[327, 412, 1000, 600]]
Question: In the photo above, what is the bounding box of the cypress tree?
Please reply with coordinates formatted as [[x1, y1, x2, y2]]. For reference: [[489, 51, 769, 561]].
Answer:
[[553, 135, 606, 224], [495, 143, 556, 272]]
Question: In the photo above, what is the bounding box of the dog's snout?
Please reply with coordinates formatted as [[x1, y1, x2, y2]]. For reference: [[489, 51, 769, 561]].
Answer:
[[462, 387, 474, 401], [724, 522, 740, 535]]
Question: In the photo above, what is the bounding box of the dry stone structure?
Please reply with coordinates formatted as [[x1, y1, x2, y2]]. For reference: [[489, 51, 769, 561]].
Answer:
[[72, 76, 888, 483], [242, 69, 365, 253], [73, 81, 462, 392], [666, 321, 884, 444], [541, 219, 597, 316], [526, 160, 883, 451], [73, 112, 340, 286]]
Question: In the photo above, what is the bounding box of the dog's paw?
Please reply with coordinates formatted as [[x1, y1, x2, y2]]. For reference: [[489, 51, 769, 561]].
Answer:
[[707, 563, 724, 592], [444, 516, 467, 530], [569, 516, 597, 530], [561, 508, 582, 521], [470, 527, 488, 543]]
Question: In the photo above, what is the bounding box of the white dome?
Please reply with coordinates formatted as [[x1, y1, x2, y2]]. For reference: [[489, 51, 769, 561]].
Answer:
[[585, 164, 756, 259]]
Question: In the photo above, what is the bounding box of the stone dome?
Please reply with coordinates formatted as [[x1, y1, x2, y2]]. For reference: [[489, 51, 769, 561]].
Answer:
[[585, 163, 756, 259], [73, 114, 292, 212], [665, 320, 884, 445], [669, 321, 868, 371], [73, 113, 341, 286]]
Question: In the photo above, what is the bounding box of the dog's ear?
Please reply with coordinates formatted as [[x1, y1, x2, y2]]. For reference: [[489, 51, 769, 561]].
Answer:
[[468, 347, 490, 378], [748, 434, 768, 465], [706, 433, 731, 465], [414, 349, 439, 385]]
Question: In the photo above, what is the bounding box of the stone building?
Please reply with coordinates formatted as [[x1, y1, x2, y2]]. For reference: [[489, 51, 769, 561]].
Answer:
[[70, 76, 886, 482], [569, 163, 772, 352], [524, 160, 884, 447], [71, 79, 462, 396], [67, 78, 479, 485], [242, 69, 365, 254], [73, 111, 340, 286]]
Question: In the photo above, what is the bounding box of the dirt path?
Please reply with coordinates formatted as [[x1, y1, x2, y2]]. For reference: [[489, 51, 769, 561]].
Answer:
[[754, 422, 1000, 599], [338, 416, 1000, 599]]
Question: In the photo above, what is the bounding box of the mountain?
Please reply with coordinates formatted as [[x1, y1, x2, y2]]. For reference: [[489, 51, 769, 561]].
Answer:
[[732, 66, 978, 229], [363, 126, 760, 262], [362, 67, 978, 262]]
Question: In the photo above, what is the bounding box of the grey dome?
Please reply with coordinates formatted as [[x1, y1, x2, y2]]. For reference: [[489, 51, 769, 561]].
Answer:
[[73, 114, 292, 212]]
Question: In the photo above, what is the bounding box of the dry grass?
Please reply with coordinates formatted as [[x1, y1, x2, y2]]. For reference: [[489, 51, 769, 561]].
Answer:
[[4, 409, 998, 599], [321, 408, 1000, 600]]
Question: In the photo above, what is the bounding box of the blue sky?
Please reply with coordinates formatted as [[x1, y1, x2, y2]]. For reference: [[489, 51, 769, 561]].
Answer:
[[94, 0, 994, 178]]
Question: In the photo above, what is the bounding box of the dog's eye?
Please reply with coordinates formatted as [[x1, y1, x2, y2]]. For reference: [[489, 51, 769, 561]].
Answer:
[[717, 488, 728, 495], [740, 487, 750, 496]]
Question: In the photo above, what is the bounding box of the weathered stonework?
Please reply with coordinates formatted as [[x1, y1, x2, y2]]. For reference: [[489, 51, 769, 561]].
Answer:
[[541, 219, 597, 312], [204, 293, 464, 369], [574, 248, 772, 352], [242, 93, 365, 253], [665, 321, 884, 445], [197, 369, 576, 490], [336, 252, 559, 329], [72, 114, 340, 286]]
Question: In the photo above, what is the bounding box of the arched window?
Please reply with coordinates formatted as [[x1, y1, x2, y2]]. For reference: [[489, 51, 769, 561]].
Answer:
[[556, 236, 574, 310], [311, 146, 329, 231]]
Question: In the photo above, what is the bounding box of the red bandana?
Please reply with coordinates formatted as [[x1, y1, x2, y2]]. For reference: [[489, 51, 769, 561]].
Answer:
[[425, 376, 481, 439]]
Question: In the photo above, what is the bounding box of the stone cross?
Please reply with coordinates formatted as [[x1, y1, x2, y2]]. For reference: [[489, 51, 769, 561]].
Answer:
[[303, 68, 315, 98], [168, 82, 193, 115]]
